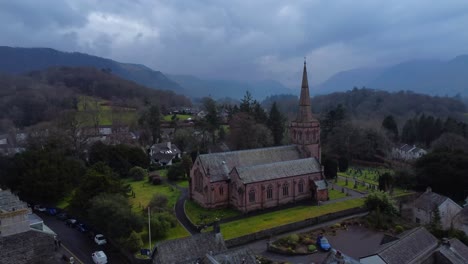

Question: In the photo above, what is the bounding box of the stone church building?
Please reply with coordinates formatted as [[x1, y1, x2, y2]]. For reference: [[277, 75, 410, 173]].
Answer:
[[189, 61, 328, 213]]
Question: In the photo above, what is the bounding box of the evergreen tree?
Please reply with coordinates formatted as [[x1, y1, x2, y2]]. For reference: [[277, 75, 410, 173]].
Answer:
[[139, 104, 161, 144], [430, 206, 442, 231], [267, 102, 285, 145], [382, 115, 399, 141], [240, 91, 253, 113]]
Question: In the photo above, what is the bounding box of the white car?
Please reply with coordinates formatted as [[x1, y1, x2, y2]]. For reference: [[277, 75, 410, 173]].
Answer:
[[92, 251, 107, 264], [34, 204, 46, 212], [94, 234, 107, 245]]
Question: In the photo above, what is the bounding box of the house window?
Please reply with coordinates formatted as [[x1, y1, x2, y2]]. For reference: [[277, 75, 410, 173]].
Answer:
[[298, 180, 304, 193], [249, 189, 256, 203], [219, 186, 224, 195], [267, 185, 273, 199], [282, 183, 289, 196]]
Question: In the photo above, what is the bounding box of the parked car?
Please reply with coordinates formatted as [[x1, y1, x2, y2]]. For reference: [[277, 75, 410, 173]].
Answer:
[[76, 223, 90, 233], [47, 208, 58, 216], [92, 251, 108, 264], [65, 218, 78, 228], [34, 204, 47, 212], [94, 234, 107, 245], [56, 212, 68, 221], [316, 236, 331, 251]]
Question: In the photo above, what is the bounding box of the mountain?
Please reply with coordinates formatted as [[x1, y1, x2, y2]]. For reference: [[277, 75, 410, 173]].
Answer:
[[0, 46, 183, 92], [168, 74, 293, 100], [316, 55, 468, 96]]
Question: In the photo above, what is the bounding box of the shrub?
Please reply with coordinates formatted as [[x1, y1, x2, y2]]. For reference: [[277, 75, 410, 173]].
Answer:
[[150, 175, 161, 185], [129, 166, 148, 181], [122, 231, 143, 253], [308, 245, 316, 252], [287, 234, 299, 245], [394, 225, 404, 234]]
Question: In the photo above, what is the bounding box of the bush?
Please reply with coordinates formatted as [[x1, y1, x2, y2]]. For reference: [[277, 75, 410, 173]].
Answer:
[[308, 245, 316, 252], [167, 163, 184, 181], [394, 225, 404, 234], [148, 194, 169, 212], [129, 166, 148, 181], [122, 231, 143, 253], [287, 234, 299, 245], [149, 175, 161, 185]]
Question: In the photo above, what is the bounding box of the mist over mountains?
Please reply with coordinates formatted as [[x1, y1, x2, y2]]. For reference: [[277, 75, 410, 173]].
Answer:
[[316, 55, 468, 96], [2, 46, 468, 100]]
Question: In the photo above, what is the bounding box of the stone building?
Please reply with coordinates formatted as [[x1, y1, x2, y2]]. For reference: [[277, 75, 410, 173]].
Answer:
[[189, 61, 328, 213]]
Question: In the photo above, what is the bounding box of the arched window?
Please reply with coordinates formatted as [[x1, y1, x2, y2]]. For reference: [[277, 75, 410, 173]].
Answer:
[[195, 170, 203, 192], [219, 186, 224, 195], [267, 185, 273, 199], [282, 182, 289, 196], [249, 189, 256, 203], [298, 180, 304, 193]]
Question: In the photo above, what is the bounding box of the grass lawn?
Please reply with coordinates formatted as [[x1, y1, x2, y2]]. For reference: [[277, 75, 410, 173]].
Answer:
[[335, 179, 369, 192], [339, 167, 394, 185], [125, 177, 180, 213], [163, 114, 192, 121], [328, 188, 347, 200], [176, 180, 189, 188], [56, 192, 74, 209], [220, 198, 365, 239], [185, 200, 241, 226]]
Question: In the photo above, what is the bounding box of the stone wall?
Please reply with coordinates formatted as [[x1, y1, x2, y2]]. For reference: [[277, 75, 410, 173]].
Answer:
[[224, 206, 367, 248]]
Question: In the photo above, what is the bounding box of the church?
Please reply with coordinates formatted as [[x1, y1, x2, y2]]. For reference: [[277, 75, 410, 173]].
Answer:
[[189, 61, 328, 213]]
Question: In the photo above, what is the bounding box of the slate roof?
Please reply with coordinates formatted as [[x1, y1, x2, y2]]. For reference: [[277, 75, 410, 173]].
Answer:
[[363, 227, 438, 264], [150, 142, 181, 163], [0, 230, 61, 264], [198, 145, 303, 182], [314, 180, 328, 190], [437, 239, 468, 264], [201, 247, 257, 264], [234, 158, 320, 184], [323, 249, 360, 264], [413, 190, 449, 212], [0, 189, 28, 213], [153, 232, 226, 264]]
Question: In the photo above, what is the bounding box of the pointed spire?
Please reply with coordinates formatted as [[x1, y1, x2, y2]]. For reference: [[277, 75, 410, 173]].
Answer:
[[297, 59, 313, 122]]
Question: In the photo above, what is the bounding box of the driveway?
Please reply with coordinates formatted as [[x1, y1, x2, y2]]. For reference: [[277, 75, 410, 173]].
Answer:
[[41, 213, 129, 264], [235, 214, 383, 264]]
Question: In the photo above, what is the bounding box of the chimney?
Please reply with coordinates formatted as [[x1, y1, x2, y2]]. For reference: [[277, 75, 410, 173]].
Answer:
[[426, 187, 432, 193]]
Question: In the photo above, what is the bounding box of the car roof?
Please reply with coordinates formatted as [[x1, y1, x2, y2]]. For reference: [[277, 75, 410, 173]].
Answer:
[[93, 251, 106, 257]]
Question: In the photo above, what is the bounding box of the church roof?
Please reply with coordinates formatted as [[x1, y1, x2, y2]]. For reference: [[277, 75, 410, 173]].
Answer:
[[297, 60, 314, 122], [234, 158, 321, 184], [198, 145, 303, 183]]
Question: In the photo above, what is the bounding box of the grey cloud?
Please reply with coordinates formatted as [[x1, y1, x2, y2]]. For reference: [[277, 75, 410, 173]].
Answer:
[[1, 0, 468, 86]]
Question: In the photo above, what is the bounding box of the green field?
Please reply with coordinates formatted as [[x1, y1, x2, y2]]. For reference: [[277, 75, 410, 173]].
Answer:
[[220, 198, 365, 239], [338, 167, 394, 185], [77, 96, 137, 126]]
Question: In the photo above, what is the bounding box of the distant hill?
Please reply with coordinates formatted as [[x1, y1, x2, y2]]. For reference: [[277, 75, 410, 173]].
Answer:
[[168, 74, 293, 100], [0, 46, 183, 92], [316, 55, 468, 96], [0, 67, 191, 130]]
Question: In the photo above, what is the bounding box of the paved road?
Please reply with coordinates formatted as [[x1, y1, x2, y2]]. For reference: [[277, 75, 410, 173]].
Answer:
[[174, 186, 199, 234], [40, 212, 129, 264]]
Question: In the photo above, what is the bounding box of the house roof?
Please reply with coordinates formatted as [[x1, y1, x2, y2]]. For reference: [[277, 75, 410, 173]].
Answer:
[[314, 180, 328, 190], [413, 190, 450, 212], [437, 239, 468, 264], [363, 227, 438, 264], [151, 142, 181, 162], [0, 230, 61, 264], [323, 249, 361, 264], [201, 247, 257, 264], [153, 232, 226, 264], [234, 158, 321, 184], [198, 145, 304, 183], [0, 189, 29, 213]]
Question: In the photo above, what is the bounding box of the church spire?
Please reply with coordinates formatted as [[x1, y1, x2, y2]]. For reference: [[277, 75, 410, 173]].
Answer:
[[297, 59, 313, 122]]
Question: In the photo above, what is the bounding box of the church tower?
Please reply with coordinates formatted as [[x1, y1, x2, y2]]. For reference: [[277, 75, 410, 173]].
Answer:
[[289, 60, 321, 161]]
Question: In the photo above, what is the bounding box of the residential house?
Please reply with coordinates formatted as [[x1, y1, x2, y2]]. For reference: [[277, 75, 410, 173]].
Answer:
[[360, 227, 439, 264], [0, 189, 61, 264], [322, 249, 360, 264], [392, 144, 427, 160], [360, 227, 468, 264], [453, 207, 468, 236], [153, 230, 226, 264], [149, 142, 181, 166], [190, 61, 327, 213], [402, 187, 462, 229]]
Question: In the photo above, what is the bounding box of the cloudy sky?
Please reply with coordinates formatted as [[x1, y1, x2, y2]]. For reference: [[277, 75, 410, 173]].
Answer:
[[2, 0, 468, 87]]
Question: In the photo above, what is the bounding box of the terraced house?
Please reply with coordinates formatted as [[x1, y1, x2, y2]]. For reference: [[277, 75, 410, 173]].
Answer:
[[189, 62, 328, 213]]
